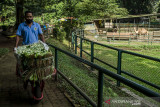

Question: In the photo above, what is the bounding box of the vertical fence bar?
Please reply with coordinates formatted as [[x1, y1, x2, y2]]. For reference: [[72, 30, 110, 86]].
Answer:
[[134, 19, 135, 28], [82, 29, 84, 38], [55, 48, 58, 81], [119, 21, 120, 41], [80, 37, 82, 58], [128, 38, 131, 45], [75, 35, 77, 54], [149, 17, 150, 30], [117, 50, 122, 87], [98, 71, 104, 107], [91, 42, 94, 63], [91, 42, 94, 70], [148, 34, 149, 45], [71, 32, 75, 49]]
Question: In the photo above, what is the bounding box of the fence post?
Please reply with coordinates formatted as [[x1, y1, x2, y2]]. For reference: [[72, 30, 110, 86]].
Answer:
[[55, 48, 58, 81], [128, 38, 131, 45], [98, 71, 103, 107], [80, 37, 82, 58], [148, 34, 149, 45], [117, 50, 122, 87], [91, 42, 94, 70], [82, 29, 84, 38], [119, 21, 120, 41], [75, 36, 77, 54]]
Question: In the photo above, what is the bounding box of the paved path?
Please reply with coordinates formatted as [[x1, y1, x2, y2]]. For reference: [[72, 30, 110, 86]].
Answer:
[[0, 35, 73, 107]]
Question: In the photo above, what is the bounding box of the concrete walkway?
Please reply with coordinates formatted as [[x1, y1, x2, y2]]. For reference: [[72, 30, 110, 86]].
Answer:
[[0, 35, 73, 107]]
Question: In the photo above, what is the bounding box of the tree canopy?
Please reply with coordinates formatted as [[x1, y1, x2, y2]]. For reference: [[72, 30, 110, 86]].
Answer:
[[0, 0, 128, 25], [0, 0, 160, 26], [117, 0, 160, 15]]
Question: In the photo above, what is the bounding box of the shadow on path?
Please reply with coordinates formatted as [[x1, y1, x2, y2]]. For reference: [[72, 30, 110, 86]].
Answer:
[[0, 34, 73, 107]]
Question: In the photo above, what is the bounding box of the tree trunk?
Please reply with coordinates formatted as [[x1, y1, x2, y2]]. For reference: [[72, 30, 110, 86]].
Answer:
[[15, 0, 24, 29]]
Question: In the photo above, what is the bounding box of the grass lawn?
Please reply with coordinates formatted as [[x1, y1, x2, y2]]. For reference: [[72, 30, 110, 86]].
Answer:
[[80, 40, 160, 97], [46, 38, 133, 106]]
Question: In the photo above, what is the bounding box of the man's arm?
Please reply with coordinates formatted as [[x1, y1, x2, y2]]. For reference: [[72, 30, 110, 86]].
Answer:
[[39, 34, 45, 43], [15, 36, 20, 47], [38, 23, 45, 42], [15, 24, 22, 48]]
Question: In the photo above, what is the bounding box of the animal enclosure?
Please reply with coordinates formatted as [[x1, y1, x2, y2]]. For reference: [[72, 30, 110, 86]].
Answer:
[[84, 14, 160, 44]]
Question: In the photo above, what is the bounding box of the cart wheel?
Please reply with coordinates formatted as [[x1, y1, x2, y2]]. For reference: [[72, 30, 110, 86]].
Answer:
[[32, 82, 43, 103], [53, 68, 57, 75]]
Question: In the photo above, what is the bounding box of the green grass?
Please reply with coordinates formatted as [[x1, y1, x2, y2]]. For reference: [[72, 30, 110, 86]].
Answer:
[[0, 48, 9, 57], [46, 38, 131, 106], [80, 41, 160, 97]]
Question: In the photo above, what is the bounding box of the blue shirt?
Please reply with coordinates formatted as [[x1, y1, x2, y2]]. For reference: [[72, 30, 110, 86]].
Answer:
[[16, 21, 43, 45]]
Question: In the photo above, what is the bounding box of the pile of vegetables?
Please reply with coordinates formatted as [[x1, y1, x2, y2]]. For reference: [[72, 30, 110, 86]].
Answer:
[[15, 41, 54, 80], [16, 41, 52, 58]]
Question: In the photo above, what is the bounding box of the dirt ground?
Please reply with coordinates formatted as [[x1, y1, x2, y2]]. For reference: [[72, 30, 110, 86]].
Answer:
[[0, 33, 73, 107]]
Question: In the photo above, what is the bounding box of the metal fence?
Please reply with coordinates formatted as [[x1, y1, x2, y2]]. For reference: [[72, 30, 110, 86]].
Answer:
[[83, 22, 160, 44], [47, 42, 160, 107], [73, 34, 160, 90]]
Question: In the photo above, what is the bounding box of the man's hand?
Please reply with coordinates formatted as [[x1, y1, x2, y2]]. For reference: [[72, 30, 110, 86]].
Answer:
[[39, 34, 45, 43], [13, 47, 17, 52]]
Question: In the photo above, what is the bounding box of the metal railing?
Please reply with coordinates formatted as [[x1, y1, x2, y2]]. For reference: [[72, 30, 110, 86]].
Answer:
[[48, 43, 160, 107], [73, 35, 160, 90]]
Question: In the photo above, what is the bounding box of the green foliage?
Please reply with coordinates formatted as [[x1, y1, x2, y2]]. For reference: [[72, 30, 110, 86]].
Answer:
[[72, 0, 128, 23], [52, 25, 66, 42], [0, 1, 16, 25], [49, 0, 128, 43], [0, 48, 9, 57], [57, 27, 66, 42], [117, 0, 160, 14], [1, 0, 128, 29]]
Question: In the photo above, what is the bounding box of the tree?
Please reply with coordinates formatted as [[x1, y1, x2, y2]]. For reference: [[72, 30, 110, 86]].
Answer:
[[152, 0, 160, 13], [15, 0, 24, 28], [0, 0, 15, 25], [117, 0, 160, 15], [74, 0, 128, 22]]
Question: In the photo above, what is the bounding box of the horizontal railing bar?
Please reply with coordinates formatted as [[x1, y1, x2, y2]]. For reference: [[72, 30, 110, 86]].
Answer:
[[121, 71, 160, 90], [122, 51, 160, 62], [77, 36, 93, 42], [77, 36, 126, 51], [48, 44, 160, 101], [57, 70, 97, 107], [82, 49, 91, 56], [94, 57, 117, 70]]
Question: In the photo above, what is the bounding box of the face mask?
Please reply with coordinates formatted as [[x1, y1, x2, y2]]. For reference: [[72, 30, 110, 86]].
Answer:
[[26, 19, 33, 24]]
